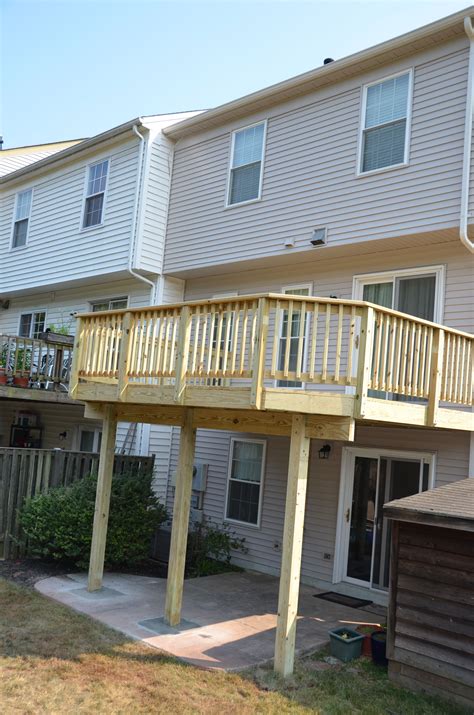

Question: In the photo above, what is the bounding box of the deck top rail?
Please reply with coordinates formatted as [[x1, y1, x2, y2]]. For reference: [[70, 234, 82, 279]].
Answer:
[[0, 333, 73, 390], [70, 294, 473, 427]]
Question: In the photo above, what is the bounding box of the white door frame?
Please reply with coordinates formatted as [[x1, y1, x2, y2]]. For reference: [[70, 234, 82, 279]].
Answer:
[[333, 446, 436, 589]]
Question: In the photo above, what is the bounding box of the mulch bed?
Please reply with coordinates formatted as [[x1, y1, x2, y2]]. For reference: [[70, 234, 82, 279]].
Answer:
[[0, 558, 167, 589]]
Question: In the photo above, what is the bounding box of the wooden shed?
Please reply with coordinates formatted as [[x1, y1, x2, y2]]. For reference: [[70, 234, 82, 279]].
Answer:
[[384, 478, 474, 709]]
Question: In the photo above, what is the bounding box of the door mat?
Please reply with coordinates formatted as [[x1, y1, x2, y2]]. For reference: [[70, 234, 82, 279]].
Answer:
[[314, 591, 373, 609]]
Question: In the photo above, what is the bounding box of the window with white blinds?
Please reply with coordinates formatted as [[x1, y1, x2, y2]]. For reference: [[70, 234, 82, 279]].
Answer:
[[360, 71, 411, 173], [227, 122, 266, 206], [12, 189, 33, 248]]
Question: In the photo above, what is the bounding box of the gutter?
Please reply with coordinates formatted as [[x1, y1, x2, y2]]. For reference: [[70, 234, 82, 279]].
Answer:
[[461, 16, 474, 253], [128, 123, 157, 302]]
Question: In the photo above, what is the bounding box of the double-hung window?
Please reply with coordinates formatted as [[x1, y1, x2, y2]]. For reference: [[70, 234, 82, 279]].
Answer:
[[78, 427, 102, 453], [19, 312, 46, 339], [225, 438, 266, 526], [91, 296, 128, 312], [227, 122, 266, 206], [12, 189, 33, 248], [83, 160, 109, 228], [360, 71, 411, 174]]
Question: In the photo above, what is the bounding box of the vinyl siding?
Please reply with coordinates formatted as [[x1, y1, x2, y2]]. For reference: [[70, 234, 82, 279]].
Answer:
[[0, 138, 141, 294], [165, 425, 470, 588], [164, 39, 470, 275]]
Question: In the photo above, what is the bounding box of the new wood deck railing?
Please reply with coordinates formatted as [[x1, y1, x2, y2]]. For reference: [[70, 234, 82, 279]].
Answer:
[[70, 294, 473, 426], [0, 333, 73, 389]]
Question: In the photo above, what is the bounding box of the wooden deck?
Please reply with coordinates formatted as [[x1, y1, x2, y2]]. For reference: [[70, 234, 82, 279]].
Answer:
[[69, 293, 473, 433]]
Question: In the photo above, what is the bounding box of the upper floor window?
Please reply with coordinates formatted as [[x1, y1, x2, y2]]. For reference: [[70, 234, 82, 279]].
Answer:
[[359, 71, 411, 174], [83, 160, 109, 228], [19, 311, 46, 339], [12, 189, 33, 248], [227, 122, 266, 206], [91, 296, 128, 312]]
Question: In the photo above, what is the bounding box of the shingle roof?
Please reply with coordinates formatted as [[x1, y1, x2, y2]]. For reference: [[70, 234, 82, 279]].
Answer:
[[384, 478, 474, 531]]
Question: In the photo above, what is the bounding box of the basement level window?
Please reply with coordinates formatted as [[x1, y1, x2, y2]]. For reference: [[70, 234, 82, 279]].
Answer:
[[90, 297, 128, 312]]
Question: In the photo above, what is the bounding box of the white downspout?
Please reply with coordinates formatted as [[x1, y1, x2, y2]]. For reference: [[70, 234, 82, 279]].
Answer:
[[460, 17, 474, 253], [129, 122, 157, 302]]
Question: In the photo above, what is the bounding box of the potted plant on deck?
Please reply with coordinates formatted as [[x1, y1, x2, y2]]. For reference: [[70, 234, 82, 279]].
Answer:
[[12, 347, 32, 387]]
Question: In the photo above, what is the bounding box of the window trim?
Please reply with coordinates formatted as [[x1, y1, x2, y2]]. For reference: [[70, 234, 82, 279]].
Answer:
[[80, 158, 110, 231], [76, 426, 102, 453], [10, 188, 34, 251], [89, 295, 129, 312], [224, 437, 267, 529], [18, 310, 47, 339], [225, 120, 267, 208], [352, 265, 445, 324], [275, 283, 313, 389], [356, 68, 414, 178]]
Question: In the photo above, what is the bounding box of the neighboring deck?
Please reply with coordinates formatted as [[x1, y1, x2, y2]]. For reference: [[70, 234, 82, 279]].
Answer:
[[70, 294, 473, 435]]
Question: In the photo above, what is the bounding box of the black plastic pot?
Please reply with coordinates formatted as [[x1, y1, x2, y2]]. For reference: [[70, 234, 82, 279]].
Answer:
[[371, 630, 388, 667]]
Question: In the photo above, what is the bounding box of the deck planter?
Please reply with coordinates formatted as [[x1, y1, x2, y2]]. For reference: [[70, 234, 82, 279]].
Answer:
[[13, 374, 30, 388], [371, 630, 388, 667], [0, 368, 7, 385], [329, 627, 364, 662]]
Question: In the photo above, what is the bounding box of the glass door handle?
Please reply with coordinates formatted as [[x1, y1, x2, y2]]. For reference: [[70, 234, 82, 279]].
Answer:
[[345, 508, 351, 523]]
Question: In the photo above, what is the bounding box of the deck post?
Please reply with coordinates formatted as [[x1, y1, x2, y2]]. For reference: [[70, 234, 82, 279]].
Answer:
[[87, 404, 118, 592], [250, 297, 270, 409], [274, 413, 310, 677], [427, 328, 445, 426], [354, 305, 375, 418], [164, 408, 196, 626]]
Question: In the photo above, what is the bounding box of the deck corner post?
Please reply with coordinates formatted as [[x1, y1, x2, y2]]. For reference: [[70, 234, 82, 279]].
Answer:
[[250, 297, 270, 409], [164, 408, 196, 626], [174, 305, 192, 404], [274, 413, 310, 677], [354, 305, 375, 419], [117, 311, 133, 401], [68, 317, 83, 398], [427, 328, 445, 426], [87, 404, 118, 592]]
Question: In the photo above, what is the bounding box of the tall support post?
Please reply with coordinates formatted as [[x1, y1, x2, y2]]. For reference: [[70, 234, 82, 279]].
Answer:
[[164, 408, 196, 626], [88, 404, 118, 592], [274, 413, 310, 677], [354, 305, 375, 419]]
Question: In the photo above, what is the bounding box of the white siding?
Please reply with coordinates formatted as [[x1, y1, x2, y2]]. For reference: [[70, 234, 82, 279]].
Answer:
[[164, 39, 470, 275], [1, 138, 141, 294]]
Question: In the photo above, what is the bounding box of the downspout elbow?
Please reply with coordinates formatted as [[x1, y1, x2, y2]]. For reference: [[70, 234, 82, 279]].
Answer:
[[460, 17, 474, 253]]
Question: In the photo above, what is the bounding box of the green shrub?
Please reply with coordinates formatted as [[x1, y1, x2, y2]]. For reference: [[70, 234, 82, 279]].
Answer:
[[186, 517, 248, 577], [20, 471, 167, 568]]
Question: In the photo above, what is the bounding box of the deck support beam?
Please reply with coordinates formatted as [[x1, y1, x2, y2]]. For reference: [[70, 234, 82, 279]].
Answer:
[[274, 413, 310, 677], [87, 404, 117, 592], [164, 408, 196, 626]]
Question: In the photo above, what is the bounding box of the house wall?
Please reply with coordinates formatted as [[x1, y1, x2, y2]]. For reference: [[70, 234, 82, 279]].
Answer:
[[0, 136, 141, 294], [164, 38, 471, 275]]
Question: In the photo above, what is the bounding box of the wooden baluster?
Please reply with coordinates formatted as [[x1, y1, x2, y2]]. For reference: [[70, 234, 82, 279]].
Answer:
[[191, 307, 200, 376], [162, 312, 172, 376], [412, 323, 422, 398], [452, 335, 461, 404], [213, 306, 224, 376], [457, 337, 466, 404], [249, 301, 258, 365], [465, 340, 473, 405], [380, 314, 391, 393], [440, 333, 450, 401], [295, 301, 306, 381], [270, 300, 281, 379], [112, 317, 122, 376], [240, 303, 249, 375], [423, 327, 433, 399], [222, 303, 233, 375], [117, 312, 132, 400], [155, 312, 166, 377], [321, 303, 331, 383], [207, 306, 216, 375], [283, 300, 293, 378], [448, 333, 457, 402], [309, 302, 319, 382], [230, 303, 240, 376], [168, 309, 179, 376], [199, 307, 208, 376], [386, 317, 396, 394], [372, 311, 383, 391], [334, 304, 344, 384]]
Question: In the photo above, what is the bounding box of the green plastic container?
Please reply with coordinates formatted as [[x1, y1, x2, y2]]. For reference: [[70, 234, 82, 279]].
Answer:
[[329, 627, 365, 662]]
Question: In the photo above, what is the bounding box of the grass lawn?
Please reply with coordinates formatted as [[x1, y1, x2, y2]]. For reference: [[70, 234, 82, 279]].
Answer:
[[0, 577, 467, 714]]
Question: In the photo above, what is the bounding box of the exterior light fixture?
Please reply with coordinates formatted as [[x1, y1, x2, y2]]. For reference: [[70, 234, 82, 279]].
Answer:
[[318, 444, 331, 459]]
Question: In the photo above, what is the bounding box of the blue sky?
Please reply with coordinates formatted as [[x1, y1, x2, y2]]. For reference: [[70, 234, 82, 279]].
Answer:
[[1, 0, 471, 148]]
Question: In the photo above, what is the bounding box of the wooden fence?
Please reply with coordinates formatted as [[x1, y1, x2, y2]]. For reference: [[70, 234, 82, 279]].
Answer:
[[0, 448, 155, 559]]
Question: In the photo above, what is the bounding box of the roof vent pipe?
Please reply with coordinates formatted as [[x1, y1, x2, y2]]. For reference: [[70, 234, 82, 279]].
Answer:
[[460, 17, 474, 253], [323, 58, 334, 65]]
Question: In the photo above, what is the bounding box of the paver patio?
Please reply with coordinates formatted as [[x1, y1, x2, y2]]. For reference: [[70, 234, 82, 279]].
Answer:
[[36, 571, 384, 670]]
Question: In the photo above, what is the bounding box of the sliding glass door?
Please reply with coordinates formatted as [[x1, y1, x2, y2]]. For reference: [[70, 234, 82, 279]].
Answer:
[[341, 450, 433, 591]]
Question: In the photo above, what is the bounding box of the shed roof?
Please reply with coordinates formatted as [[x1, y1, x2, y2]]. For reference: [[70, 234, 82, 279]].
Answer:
[[384, 478, 474, 532]]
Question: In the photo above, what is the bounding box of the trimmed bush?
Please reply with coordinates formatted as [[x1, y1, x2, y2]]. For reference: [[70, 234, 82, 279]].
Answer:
[[20, 471, 167, 568]]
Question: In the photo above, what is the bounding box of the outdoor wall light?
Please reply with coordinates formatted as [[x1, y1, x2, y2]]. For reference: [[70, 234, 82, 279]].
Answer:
[[59, 431, 67, 441], [318, 444, 331, 459]]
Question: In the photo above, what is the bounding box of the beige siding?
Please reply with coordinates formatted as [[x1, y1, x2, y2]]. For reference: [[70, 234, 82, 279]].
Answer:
[[165, 39, 469, 275]]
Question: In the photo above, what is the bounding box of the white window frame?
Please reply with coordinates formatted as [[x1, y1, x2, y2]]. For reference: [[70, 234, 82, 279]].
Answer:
[[352, 264, 445, 324], [76, 426, 102, 453], [224, 437, 267, 528], [225, 120, 267, 208], [89, 296, 129, 312], [275, 283, 313, 389], [80, 158, 110, 231], [18, 310, 47, 339], [356, 68, 413, 178], [11, 188, 34, 250], [333, 446, 436, 589]]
